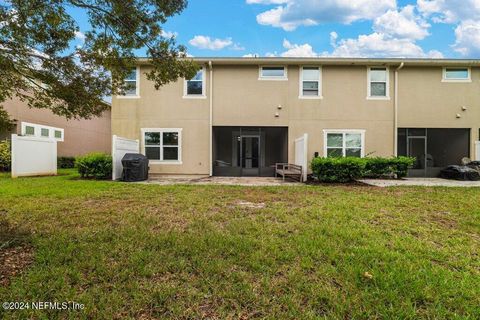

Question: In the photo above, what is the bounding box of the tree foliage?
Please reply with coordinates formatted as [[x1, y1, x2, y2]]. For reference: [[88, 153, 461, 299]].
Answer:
[[0, 0, 198, 132]]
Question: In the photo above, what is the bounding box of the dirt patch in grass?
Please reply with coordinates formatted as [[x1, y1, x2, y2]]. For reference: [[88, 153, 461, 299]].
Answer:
[[0, 245, 34, 286], [0, 219, 33, 287]]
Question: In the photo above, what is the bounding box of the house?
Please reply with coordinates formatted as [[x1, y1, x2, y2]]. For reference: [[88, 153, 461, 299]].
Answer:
[[111, 58, 480, 178], [1, 96, 111, 157]]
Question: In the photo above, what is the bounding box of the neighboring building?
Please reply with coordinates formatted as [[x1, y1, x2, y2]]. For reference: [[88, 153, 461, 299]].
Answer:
[[111, 58, 480, 177], [1, 97, 111, 157]]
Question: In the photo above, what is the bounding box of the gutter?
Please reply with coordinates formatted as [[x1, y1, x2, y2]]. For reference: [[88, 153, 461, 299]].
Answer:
[[209, 60, 213, 176], [136, 57, 480, 67], [394, 62, 405, 156]]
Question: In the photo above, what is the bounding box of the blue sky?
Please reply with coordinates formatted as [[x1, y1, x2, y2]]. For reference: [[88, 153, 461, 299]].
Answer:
[[73, 0, 480, 58]]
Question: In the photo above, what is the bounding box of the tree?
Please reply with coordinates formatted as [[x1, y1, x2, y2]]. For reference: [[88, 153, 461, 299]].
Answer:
[[0, 0, 198, 132]]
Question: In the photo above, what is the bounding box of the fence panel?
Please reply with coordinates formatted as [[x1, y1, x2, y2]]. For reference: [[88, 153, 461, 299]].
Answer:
[[112, 135, 140, 180]]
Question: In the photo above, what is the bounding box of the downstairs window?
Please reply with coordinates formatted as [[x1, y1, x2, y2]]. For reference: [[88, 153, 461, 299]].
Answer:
[[143, 129, 182, 163], [324, 130, 365, 158]]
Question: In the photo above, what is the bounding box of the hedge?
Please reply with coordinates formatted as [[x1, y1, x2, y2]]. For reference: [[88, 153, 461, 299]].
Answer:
[[58, 156, 76, 169], [0, 140, 11, 172], [75, 153, 112, 180], [363, 156, 414, 179], [311, 157, 366, 183], [311, 156, 415, 182]]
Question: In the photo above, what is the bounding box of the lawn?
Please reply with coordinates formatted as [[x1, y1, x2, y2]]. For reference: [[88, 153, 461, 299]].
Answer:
[[0, 170, 479, 319]]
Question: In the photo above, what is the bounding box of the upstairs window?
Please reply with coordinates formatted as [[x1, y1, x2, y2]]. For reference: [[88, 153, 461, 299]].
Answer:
[[54, 130, 62, 139], [143, 128, 182, 163], [184, 68, 205, 98], [121, 68, 139, 97], [300, 67, 322, 98], [21, 122, 64, 141], [25, 125, 35, 136], [259, 66, 287, 80], [443, 67, 471, 82], [324, 130, 365, 158], [368, 67, 389, 99]]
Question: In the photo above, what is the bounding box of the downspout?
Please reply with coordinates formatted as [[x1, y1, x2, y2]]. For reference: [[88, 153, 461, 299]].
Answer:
[[394, 62, 404, 156], [209, 61, 213, 176]]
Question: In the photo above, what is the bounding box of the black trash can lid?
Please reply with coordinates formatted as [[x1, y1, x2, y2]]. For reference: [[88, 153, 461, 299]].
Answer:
[[122, 153, 148, 161]]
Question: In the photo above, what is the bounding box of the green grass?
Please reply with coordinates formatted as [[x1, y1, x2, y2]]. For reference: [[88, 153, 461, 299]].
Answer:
[[0, 169, 479, 319]]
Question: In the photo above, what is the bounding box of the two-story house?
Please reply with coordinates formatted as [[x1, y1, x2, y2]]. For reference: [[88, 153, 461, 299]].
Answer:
[[112, 58, 480, 178]]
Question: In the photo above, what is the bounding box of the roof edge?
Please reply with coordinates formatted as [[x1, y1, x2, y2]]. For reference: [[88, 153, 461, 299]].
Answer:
[[136, 57, 480, 66]]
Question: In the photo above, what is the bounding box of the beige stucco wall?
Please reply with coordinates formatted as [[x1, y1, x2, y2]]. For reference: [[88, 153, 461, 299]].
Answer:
[[112, 63, 479, 175], [2, 97, 111, 157], [111, 65, 210, 174], [398, 67, 480, 158]]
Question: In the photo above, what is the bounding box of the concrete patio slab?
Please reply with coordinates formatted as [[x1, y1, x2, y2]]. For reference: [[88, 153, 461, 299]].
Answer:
[[141, 175, 302, 186], [359, 178, 480, 187]]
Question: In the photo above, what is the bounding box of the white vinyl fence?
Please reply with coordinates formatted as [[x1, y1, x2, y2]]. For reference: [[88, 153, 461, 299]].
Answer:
[[11, 134, 57, 178], [112, 135, 140, 180], [294, 133, 308, 182]]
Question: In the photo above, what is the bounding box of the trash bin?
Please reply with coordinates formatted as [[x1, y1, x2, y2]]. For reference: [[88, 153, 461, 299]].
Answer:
[[121, 153, 149, 182], [440, 165, 480, 181]]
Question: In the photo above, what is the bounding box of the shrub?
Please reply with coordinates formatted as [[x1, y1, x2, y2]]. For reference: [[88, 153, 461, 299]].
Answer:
[[311, 156, 416, 183], [0, 140, 11, 172], [57, 156, 76, 169], [75, 153, 112, 180], [311, 157, 366, 183], [391, 156, 416, 178], [363, 156, 415, 178]]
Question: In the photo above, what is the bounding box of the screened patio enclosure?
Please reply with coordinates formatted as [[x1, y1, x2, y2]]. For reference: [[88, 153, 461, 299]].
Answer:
[[213, 127, 288, 177], [397, 128, 470, 177]]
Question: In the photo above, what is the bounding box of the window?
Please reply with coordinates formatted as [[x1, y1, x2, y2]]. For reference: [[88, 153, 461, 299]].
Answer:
[[300, 67, 322, 98], [259, 66, 287, 80], [443, 67, 471, 82], [368, 67, 389, 99], [20, 122, 64, 141], [25, 126, 35, 136], [119, 67, 139, 97], [324, 130, 365, 158], [142, 128, 182, 163], [184, 68, 205, 98]]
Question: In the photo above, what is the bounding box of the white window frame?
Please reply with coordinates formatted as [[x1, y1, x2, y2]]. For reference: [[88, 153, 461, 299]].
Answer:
[[299, 66, 322, 99], [258, 66, 288, 81], [367, 66, 390, 100], [183, 67, 207, 99], [21, 122, 64, 142], [141, 128, 183, 164], [323, 129, 366, 158], [442, 67, 471, 82], [117, 66, 140, 99]]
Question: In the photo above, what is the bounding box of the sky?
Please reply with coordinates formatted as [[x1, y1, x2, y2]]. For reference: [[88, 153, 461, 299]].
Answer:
[[73, 0, 480, 59]]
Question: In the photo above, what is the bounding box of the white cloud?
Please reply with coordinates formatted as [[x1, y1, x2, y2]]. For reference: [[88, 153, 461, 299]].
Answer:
[[246, 0, 289, 3], [232, 43, 246, 51], [188, 35, 233, 50], [265, 52, 278, 57], [161, 30, 178, 38], [417, 0, 480, 23], [188, 35, 244, 51], [319, 4, 442, 58], [281, 39, 318, 57], [74, 31, 86, 43], [250, 0, 396, 31], [452, 20, 480, 56], [329, 32, 443, 58], [374, 5, 430, 40], [243, 53, 260, 57]]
